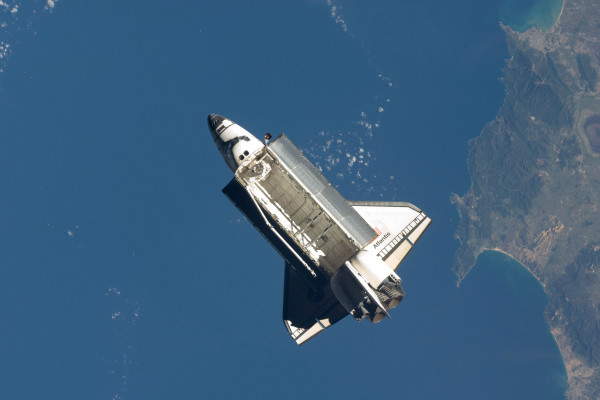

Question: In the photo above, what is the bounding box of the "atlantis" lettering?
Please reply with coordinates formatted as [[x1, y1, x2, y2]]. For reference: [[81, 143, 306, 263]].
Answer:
[[373, 232, 391, 249]]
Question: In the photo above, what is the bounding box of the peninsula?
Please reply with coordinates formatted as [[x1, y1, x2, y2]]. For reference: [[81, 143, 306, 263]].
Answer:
[[453, 0, 600, 398]]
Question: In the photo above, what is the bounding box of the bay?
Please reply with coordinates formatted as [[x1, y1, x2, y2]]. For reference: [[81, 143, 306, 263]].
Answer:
[[455, 251, 567, 398], [500, 0, 565, 31]]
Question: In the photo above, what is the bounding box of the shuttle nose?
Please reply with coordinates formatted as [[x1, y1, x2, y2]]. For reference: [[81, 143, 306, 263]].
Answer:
[[207, 113, 265, 173], [208, 114, 225, 130], [208, 114, 227, 142]]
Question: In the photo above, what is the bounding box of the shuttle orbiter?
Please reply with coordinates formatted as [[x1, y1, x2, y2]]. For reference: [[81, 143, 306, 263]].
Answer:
[[208, 114, 431, 345]]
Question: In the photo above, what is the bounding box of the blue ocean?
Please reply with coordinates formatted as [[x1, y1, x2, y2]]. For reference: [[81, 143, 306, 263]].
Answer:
[[0, 0, 566, 399]]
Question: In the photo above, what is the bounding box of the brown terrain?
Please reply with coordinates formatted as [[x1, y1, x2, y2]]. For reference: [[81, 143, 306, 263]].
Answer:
[[453, 0, 600, 398]]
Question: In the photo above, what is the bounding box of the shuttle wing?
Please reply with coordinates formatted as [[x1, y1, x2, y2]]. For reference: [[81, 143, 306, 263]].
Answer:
[[282, 262, 348, 345], [350, 202, 431, 270], [224, 177, 347, 345]]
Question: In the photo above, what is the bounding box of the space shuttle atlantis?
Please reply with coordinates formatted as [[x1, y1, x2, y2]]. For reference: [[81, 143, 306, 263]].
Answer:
[[208, 114, 431, 345]]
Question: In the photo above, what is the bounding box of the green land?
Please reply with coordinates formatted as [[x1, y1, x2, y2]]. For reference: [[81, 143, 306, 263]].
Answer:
[[453, 0, 600, 397]]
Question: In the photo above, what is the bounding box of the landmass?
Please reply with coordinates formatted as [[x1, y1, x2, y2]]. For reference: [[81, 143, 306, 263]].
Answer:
[[452, 0, 600, 398]]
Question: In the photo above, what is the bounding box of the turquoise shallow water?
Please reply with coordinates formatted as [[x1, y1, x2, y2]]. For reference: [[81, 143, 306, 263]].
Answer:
[[500, 0, 564, 31]]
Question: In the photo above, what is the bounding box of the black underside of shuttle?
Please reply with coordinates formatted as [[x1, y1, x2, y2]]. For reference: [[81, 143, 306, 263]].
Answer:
[[223, 178, 348, 331]]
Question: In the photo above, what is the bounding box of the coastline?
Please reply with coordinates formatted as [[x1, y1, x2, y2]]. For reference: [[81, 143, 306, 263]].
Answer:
[[468, 248, 572, 397], [552, 0, 566, 30], [500, 0, 565, 32], [551, 323, 596, 399], [451, 0, 600, 397], [480, 247, 546, 288]]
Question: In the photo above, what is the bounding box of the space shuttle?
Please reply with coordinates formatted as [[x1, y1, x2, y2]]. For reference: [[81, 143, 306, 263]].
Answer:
[[208, 114, 431, 345]]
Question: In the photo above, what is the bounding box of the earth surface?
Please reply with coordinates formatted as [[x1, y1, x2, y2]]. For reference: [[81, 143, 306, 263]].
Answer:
[[1, 0, 597, 399]]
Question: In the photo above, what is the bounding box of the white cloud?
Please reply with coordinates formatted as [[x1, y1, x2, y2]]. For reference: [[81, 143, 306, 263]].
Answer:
[[0, 42, 8, 59], [326, 0, 348, 32], [347, 156, 356, 168], [106, 287, 121, 296], [1, 1, 61, 74]]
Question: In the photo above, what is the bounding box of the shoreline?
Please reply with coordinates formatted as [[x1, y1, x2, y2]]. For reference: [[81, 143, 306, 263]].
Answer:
[[552, 0, 566, 31], [452, 0, 599, 396], [479, 247, 546, 288], [472, 247, 571, 395], [500, 0, 565, 33]]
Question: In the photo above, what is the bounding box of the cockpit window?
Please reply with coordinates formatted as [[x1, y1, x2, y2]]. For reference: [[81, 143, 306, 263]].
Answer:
[[209, 115, 225, 128]]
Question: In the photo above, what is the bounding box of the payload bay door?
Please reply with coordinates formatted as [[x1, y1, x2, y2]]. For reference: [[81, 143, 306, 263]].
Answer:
[[234, 134, 376, 276]]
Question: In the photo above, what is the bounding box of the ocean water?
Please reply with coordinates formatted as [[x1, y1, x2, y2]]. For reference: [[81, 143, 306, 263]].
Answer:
[[0, 0, 568, 399], [456, 251, 568, 398], [500, 0, 565, 31]]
